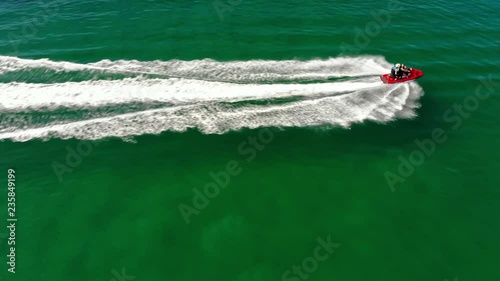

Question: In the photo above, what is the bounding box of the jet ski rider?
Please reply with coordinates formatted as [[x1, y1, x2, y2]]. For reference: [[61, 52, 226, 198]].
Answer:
[[400, 64, 411, 78], [391, 63, 411, 79], [390, 63, 401, 79]]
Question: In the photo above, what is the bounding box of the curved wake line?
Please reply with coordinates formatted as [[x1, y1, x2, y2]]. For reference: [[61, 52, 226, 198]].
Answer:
[[0, 55, 424, 141], [0, 82, 423, 142]]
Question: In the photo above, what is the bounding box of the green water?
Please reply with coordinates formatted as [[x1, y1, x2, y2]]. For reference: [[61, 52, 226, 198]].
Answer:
[[1, 0, 500, 280]]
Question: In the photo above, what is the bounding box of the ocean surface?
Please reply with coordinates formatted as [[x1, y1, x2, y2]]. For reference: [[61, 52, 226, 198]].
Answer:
[[1, 0, 499, 280]]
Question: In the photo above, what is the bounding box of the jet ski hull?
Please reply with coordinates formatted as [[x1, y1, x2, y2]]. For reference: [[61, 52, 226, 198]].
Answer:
[[380, 68, 424, 84]]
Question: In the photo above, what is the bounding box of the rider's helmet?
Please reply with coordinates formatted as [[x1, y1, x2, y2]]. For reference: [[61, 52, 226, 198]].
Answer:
[[395, 63, 401, 68]]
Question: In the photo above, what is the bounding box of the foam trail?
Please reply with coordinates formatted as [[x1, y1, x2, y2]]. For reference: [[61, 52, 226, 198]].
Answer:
[[89, 56, 390, 82], [0, 56, 424, 141], [0, 56, 104, 74], [0, 55, 389, 82], [0, 78, 381, 110], [0, 82, 423, 141]]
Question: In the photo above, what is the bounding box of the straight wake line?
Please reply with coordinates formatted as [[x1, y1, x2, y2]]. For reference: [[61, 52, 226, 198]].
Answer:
[[0, 55, 391, 83], [0, 78, 382, 110]]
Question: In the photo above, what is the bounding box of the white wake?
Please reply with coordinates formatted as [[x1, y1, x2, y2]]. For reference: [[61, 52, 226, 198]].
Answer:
[[0, 55, 424, 141]]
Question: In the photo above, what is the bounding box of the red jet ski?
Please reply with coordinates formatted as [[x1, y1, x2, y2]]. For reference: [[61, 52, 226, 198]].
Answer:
[[380, 68, 424, 84]]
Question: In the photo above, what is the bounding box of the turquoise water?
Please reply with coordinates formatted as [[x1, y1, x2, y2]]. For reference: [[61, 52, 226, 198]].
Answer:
[[0, 0, 500, 280]]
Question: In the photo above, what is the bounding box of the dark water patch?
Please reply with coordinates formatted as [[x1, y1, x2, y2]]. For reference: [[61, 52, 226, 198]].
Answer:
[[0, 68, 138, 83], [0, 101, 175, 130]]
